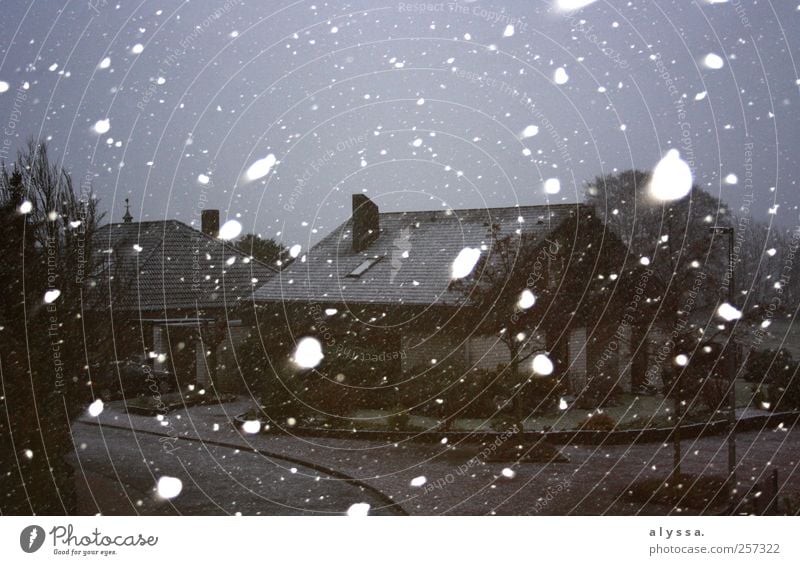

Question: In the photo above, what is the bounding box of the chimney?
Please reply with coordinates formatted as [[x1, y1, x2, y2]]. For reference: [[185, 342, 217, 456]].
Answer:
[[201, 209, 220, 237], [352, 194, 379, 252]]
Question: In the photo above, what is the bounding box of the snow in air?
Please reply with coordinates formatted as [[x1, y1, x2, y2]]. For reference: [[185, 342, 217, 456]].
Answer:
[[197, 174, 210, 185], [648, 149, 693, 201], [410, 476, 427, 487], [724, 173, 737, 185], [554, 67, 569, 85], [503, 24, 515, 37], [98, 57, 111, 69], [87, 399, 104, 417], [245, 154, 277, 181], [289, 244, 302, 258], [44, 289, 61, 304], [451, 247, 481, 279], [93, 119, 110, 134], [218, 219, 242, 241], [521, 125, 539, 138], [19, 200, 33, 214], [242, 419, 261, 434], [346, 503, 371, 516], [674, 354, 689, 367], [532, 353, 554, 376], [501, 468, 516, 478], [518, 289, 536, 309], [156, 476, 183, 499], [544, 178, 561, 194], [703, 53, 725, 69], [131, 43, 144, 54], [0, 81, 9, 93], [717, 302, 742, 321], [556, 0, 598, 10], [294, 337, 324, 368]]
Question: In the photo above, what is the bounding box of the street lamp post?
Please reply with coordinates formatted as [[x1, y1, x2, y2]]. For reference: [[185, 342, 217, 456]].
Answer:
[[709, 226, 737, 486]]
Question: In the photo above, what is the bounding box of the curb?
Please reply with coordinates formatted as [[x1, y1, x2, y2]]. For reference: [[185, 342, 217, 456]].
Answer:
[[245, 411, 800, 446]]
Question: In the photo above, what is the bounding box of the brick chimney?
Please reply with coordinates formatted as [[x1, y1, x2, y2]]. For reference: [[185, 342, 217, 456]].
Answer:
[[201, 209, 219, 237], [352, 194, 379, 252]]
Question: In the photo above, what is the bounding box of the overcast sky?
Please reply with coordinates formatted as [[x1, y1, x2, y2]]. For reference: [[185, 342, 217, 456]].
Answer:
[[1, 0, 798, 251]]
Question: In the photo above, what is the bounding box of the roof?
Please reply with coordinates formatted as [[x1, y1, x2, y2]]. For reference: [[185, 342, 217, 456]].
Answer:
[[93, 220, 277, 312], [252, 203, 590, 307]]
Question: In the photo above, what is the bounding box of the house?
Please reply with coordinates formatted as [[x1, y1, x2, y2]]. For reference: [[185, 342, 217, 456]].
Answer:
[[90, 204, 276, 395], [250, 195, 637, 414]]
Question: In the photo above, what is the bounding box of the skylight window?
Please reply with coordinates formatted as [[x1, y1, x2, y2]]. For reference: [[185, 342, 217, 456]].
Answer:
[[347, 256, 383, 277]]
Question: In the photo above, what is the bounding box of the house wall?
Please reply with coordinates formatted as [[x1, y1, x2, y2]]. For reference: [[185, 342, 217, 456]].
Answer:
[[568, 327, 587, 392], [215, 323, 250, 393], [401, 331, 546, 373], [401, 332, 467, 370]]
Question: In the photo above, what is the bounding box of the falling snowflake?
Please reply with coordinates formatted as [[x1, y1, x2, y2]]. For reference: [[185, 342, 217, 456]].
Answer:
[[451, 247, 481, 279], [245, 154, 277, 181], [87, 399, 104, 417], [293, 337, 324, 368], [544, 178, 561, 194], [156, 476, 183, 499], [93, 119, 110, 134], [44, 289, 61, 304], [532, 353, 554, 376], [242, 420, 261, 434], [648, 149, 692, 201], [518, 289, 536, 309], [346, 503, 370, 516], [703, 53, 724, 69], [717, 302, 742, 321]]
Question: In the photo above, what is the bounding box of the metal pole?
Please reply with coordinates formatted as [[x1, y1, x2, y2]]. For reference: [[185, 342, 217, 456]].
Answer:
[[727, 228, 736, 481]]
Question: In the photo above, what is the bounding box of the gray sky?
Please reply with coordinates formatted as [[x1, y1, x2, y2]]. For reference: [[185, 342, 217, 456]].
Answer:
[[1, 0, 798, 252]]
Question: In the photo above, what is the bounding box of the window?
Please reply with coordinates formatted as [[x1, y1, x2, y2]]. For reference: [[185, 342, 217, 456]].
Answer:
[[347, 256, 383, 277]]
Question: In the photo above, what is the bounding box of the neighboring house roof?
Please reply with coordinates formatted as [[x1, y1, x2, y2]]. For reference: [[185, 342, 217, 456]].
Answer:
[[93, 220, 276, 312], [252, 202, 591, 307]]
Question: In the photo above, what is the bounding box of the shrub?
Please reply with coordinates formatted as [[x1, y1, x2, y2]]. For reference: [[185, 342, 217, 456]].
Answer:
[[745, 349, 800, 411], [744, 349, 778, 383], [577, 411, 617, 431], [576, 375, 622, 409], [697, 377, 731, 415], [386, 406, 411, 431], [236, 331, 307, 423]]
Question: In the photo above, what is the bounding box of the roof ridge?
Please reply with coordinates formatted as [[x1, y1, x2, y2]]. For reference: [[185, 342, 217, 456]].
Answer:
[[98, 218, 279, 273], [373, 201, 587, 217]]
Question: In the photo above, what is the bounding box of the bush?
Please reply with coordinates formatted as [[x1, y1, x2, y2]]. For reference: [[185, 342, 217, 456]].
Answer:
[[236, 331, 308, 423], [576, 375, 622, 409], [577, 411, 617, 431], [697, 377, 730, 415], [745, 349, 800, 411], [744, 349, 779, 382], [386, 406, 411, 431]]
